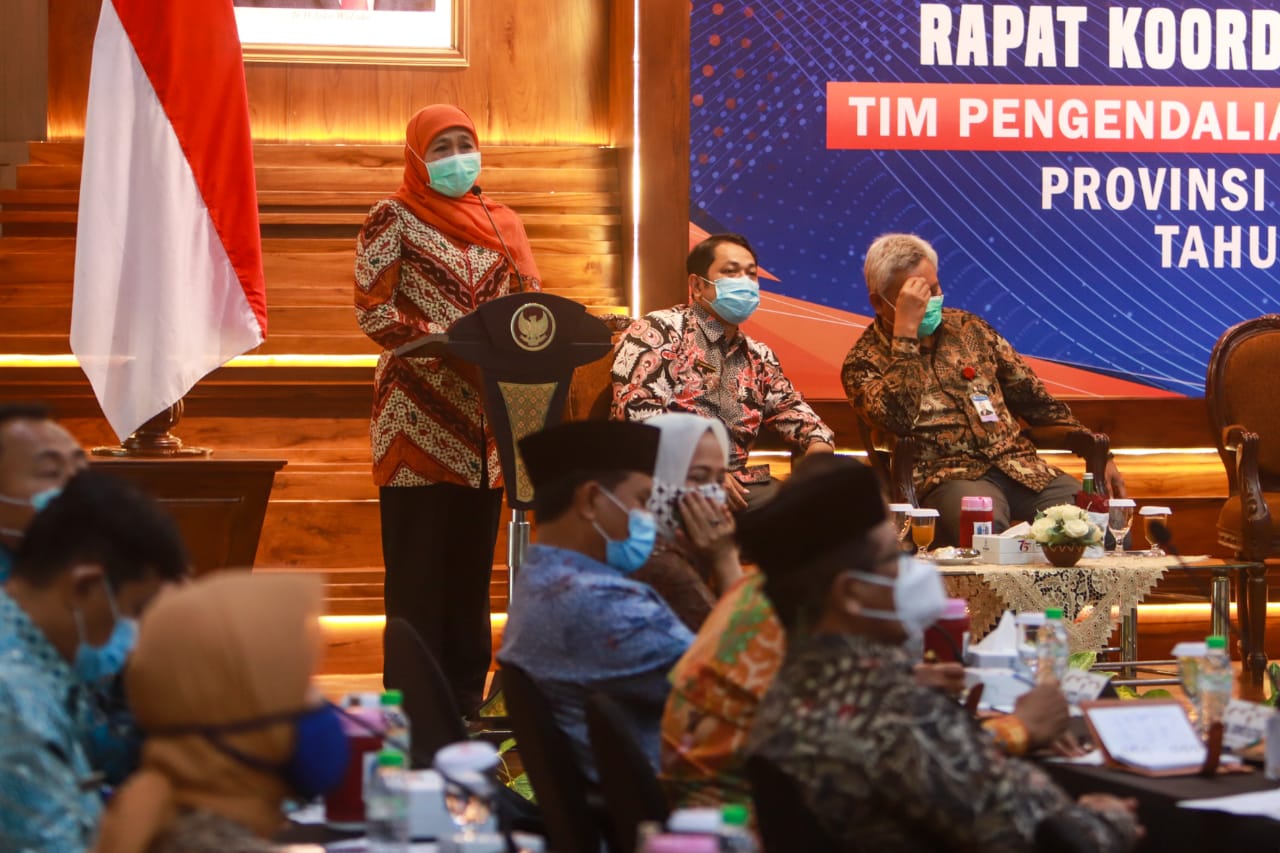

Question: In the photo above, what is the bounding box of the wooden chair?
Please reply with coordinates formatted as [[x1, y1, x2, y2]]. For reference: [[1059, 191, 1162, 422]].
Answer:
[[854, 409, 1111, 505], [501, 664, 609, 853], [565, 314, 633, 422], [1206, 315, 1280, 679], [1207, 314, 1280, 562], [585, 693, 670, 853], [382, 617, 469, 768]]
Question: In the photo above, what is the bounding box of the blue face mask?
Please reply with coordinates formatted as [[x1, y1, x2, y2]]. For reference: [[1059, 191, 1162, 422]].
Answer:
[[917, 295, 944, 337], [0, 486, 63, 540], [425, 151, 482, 198], [162, 702, 350, 801], [72, 581, 138, 684], [701, 275, 761, 325], [593, 489, 658, 574]]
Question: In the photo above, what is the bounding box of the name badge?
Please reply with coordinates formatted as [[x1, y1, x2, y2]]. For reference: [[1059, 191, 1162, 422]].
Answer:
[[971, 393, 1000, 423], [1222, 699, 1271, 750], [1059, 669, 1110, 707]]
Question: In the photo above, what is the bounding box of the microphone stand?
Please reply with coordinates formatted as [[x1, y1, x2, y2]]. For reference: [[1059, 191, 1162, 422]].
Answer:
[[469, 185, 531, 601], [1151, 520, 1250, 663]]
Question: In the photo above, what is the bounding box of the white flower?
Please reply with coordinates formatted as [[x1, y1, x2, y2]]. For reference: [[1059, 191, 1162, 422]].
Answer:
[[1063, 519, 1089, 539], [1044, 505, 1067, 521], [1031, 517, 1057, 542]]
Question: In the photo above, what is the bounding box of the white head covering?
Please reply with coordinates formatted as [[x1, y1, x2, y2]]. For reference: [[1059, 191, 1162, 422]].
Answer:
[[646, 413, 731, 540]]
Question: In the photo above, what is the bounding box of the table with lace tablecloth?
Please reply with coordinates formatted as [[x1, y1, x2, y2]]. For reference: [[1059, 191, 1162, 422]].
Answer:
[[939, 556, 1173, 654]]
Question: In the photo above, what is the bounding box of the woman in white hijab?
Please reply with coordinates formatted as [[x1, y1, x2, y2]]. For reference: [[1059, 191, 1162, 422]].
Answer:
[[634, 413, 742, 630]]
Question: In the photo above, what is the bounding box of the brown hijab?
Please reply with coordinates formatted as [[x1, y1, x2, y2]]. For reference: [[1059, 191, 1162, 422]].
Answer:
[[392, 104, 541, 282], [93, 572, 324, 853]]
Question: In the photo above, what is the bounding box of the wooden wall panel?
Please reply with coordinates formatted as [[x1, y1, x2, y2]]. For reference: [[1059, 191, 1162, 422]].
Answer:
[[47, 0, 612, 145], [0, 0, 49, 144], [635, 0, 691, 313]]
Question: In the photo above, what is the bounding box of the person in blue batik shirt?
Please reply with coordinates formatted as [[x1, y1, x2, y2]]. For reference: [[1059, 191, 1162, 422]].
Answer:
[[0, 469, 188, 852], [498, 420, 694, 781], [0, 403, 87, 580]]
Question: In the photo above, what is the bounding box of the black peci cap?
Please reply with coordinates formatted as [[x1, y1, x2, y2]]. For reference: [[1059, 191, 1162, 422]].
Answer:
[[735, 455, 886, 576], [518, 420, 660, 493]]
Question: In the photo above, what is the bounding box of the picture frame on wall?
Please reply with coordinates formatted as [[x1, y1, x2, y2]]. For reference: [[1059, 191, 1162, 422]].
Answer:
[[233, 0, 468, 66]]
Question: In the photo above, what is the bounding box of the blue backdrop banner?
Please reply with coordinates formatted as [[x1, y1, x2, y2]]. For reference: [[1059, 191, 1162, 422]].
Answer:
[[690, 1, 1280, 396]]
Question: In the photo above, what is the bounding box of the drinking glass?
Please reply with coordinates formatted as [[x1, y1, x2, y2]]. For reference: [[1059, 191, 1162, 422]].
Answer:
[[435, 740, 499, 841], [1173, 641, 1207, 730], [1015, 612, 1045, 679], [889, 502, 914, 549], [442, 769, 494, 840], [1140, 506, 1172, 556], [908, 508, 938, 555], [1106, 498, 1136, 556]]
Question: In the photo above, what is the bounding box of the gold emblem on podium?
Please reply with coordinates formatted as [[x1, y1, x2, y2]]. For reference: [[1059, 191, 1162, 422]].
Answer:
[[510, 303, 555, 352]]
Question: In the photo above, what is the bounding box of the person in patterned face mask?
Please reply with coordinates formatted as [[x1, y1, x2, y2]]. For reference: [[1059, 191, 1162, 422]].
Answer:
[[633, 413, 741, 631]]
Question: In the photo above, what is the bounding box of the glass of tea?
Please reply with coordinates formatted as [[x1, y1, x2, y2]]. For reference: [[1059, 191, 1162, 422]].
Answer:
[[1139, 506, 1172, 556], [907, 507, 939, 555]]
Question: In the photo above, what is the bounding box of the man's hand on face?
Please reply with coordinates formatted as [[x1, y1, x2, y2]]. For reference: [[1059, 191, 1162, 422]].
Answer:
[[893, 276, 933, 338]]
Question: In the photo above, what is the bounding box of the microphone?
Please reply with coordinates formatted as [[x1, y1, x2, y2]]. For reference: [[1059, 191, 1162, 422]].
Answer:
[[470, 185, 527, 291], [1152, 517, 1239, 645]]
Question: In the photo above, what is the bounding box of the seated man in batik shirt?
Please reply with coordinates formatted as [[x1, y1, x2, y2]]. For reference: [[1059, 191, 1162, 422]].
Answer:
[[498, 420, 693, 782], [612, 233, 835, 511], [740, 455, 1140, 851], [842, 232, 1125, 545], [660, 569, 1076, 821]]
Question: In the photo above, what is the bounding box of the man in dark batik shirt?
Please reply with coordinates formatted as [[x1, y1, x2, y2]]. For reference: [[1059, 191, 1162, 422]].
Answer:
[[612, 233, 834, 511], [741, 455, 1141, 852], [842, 233, 1126, 546]]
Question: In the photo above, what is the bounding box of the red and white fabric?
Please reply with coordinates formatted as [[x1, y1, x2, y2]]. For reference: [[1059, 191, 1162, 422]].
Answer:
[[72, 0, 266, 442]]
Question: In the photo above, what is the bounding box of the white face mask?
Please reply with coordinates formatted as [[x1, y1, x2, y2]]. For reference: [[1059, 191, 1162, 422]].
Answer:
[[847, 555, 947, 643]]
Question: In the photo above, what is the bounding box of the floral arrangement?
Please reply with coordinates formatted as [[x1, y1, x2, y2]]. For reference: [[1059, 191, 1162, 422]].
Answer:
[[1029, 504, 1105, 548]]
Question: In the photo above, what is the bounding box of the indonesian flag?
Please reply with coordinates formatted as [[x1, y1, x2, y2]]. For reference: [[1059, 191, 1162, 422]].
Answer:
[[72, 0, 266, 442]]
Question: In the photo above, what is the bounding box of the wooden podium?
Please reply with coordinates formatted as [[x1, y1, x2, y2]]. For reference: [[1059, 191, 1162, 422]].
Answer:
[[442, 292, 613, 584]]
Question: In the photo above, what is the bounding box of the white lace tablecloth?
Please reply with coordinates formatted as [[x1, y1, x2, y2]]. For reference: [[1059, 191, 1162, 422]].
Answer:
[[940, 556, 1173, 653]]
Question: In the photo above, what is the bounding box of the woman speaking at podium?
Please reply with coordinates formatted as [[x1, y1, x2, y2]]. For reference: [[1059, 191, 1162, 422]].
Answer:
[[354, 104, 540, 713]]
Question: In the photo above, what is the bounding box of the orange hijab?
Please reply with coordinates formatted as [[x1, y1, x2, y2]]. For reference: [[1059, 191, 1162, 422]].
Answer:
[[393, 104, 541, 282], [92, 573, 324, 853]]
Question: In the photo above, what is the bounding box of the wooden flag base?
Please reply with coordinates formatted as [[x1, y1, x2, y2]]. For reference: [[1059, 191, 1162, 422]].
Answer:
[[90, 401, 211, 458]]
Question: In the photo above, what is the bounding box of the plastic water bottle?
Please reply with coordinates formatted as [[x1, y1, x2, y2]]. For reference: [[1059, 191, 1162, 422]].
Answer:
[[719, 804, 758, 852], [381, 690, 411, 764], [1198, 635, 1234, 735], [1264, 711, 1280, 780], [1035, 607, 1070, 686], [365, 750, 409, 853]]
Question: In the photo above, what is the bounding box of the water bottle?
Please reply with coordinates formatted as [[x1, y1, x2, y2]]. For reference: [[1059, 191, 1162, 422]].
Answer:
[[1035, 607, 1069, 686], [381, 689, 411, 763], [1198, 635, 1234, 735], [719, 804, 758, 852], [365, 750, 409, 853], [1264, 711, 1280, 780]]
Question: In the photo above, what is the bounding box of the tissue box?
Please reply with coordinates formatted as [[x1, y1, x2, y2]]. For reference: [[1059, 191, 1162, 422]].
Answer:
[[973, 534, 1040, 565]]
